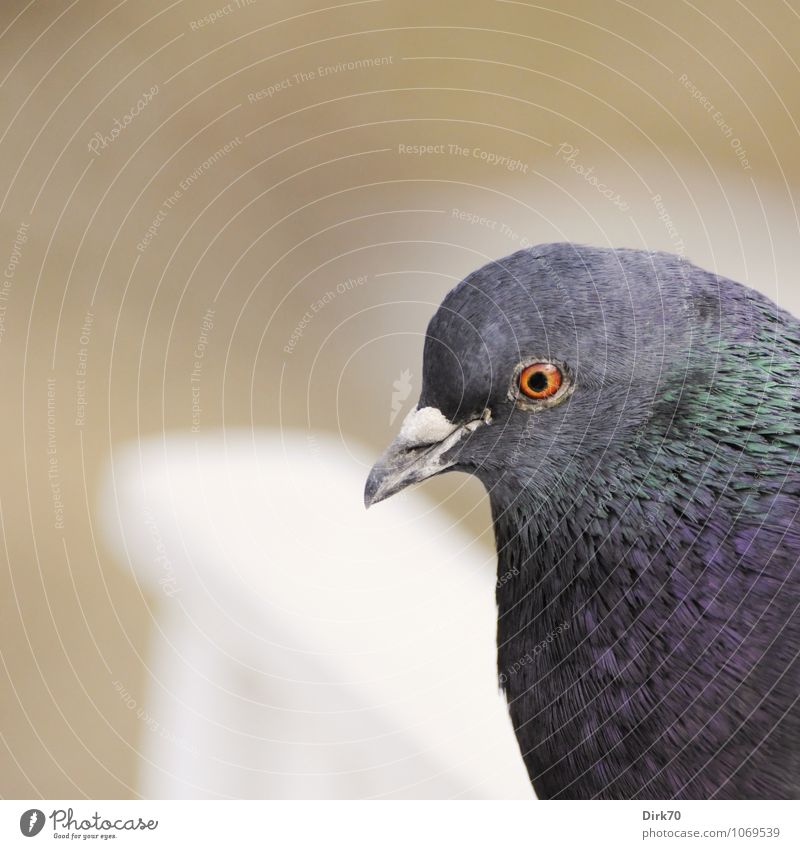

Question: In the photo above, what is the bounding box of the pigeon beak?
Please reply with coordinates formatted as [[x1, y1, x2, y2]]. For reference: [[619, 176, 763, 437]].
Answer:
[[364, 406, 491, 508]]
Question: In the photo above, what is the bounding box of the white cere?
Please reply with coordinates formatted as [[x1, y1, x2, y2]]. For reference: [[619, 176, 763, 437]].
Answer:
[[398, 405, 491, 446], [398, 406, 459, 445]]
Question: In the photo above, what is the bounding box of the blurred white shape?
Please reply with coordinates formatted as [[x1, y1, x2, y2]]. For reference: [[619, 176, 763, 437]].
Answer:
[[100, 429, 533, 799]]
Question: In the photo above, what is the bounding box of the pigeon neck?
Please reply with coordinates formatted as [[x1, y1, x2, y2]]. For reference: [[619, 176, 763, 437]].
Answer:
[[489, 478, 660, 798]]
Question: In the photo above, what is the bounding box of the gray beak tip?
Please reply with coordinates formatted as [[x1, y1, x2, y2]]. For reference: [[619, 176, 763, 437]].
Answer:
[[363, 483, 375, 510], [363, 466, 385, 509]]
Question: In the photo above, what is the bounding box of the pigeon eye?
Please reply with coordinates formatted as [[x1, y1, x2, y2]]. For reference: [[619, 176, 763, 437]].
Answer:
[[519, 362, 562, 400]]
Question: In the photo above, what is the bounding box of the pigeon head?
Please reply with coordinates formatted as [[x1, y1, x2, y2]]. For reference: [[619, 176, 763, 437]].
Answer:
[[365, 242, 712, 508], [365, 242, 800, 800]]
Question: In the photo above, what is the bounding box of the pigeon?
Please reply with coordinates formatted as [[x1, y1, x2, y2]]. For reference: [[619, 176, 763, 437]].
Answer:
[[365, 243, 800, 799]]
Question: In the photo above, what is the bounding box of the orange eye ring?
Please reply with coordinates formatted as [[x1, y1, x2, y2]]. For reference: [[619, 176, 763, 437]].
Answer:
[[519, 362, 562, 400]]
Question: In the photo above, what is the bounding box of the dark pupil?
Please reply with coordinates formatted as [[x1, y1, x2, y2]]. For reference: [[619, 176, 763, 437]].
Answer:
[[527, 370, 549, 392]]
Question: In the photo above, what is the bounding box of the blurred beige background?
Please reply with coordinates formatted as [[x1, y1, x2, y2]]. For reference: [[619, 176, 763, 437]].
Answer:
[[1, 0, 799, 797]]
